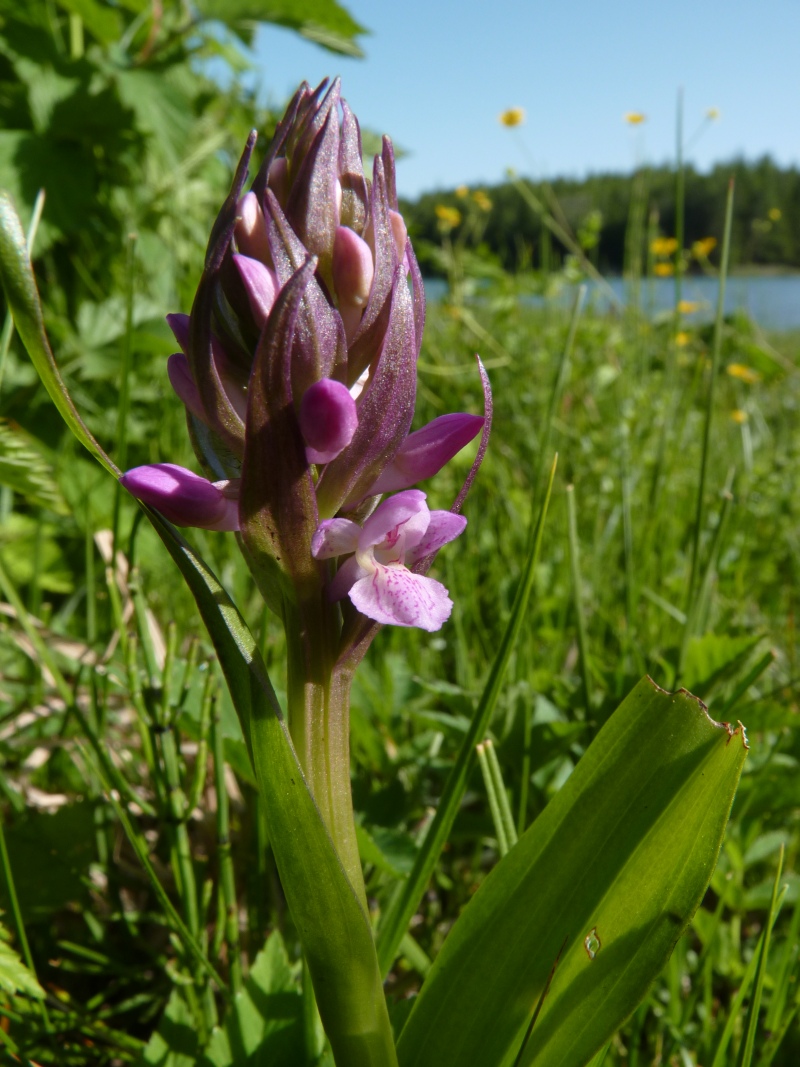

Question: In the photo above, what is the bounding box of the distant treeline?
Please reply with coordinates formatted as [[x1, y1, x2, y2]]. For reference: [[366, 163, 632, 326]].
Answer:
[[400, 156, 800, 275]]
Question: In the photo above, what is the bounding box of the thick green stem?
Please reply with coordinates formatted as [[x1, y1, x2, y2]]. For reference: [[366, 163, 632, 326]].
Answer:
[[284, 591, 366, 912]]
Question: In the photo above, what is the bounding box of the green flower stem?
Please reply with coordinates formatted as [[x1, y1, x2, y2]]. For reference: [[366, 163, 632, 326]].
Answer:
[[284, 590, 366, 912], [211, 700, 243, 995], [159, 725, 200, 937], [186, 669, 214, 814]]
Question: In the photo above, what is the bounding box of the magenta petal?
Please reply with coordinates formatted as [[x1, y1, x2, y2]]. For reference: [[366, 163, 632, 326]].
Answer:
[[233, 254, 279, 328], [300, 378, 358, 464], [311, 518, 360, 559], [167, 353, 205, 421], [368, 413, 485, 495], [360, 489, 428, 549], [407, 511, 467, 566], [349, 564, 453, 630], [120, 464, 239, 531]]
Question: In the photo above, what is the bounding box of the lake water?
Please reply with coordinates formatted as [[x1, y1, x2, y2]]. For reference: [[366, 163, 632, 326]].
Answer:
[[423, 274, 800, 331]]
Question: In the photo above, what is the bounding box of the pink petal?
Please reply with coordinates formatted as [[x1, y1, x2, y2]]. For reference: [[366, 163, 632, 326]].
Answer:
[[388, 209, 407, 265], [360, 489, 429, 550], [328, 554, 367, 601], [311, 518, 360, 559], [233, 254, 279, 328], [349, 564, 453, 631], [407, 511, 467, 565], [235, 192, 271, 263]]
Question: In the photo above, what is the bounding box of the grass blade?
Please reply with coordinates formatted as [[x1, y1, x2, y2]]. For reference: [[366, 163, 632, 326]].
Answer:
[[377, 455, 558, 977], [735, 846, 785, 1067]]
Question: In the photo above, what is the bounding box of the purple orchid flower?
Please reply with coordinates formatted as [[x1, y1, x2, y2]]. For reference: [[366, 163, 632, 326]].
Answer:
[[311, 489, 466, 630], [120, 78, 490, 629]]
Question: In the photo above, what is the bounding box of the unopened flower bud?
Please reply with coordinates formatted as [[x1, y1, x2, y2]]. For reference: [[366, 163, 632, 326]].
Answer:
[[388, 210, 408, 266], [167, 353, 204, 421], [333, 226, 374, 308], [120, 464, 239, 531], [268, 157, 289, 206], [333, 226, 374, 342], [235, 191, 271, 263], [233, 254, 279, 328], [300, 378, 359, 465]]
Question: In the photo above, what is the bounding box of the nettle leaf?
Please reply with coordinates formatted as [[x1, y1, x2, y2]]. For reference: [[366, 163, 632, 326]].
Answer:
[[138, 989, 199, 1067], [114, 68, 194, 167], [397, 678, 747, 1067], [0, 418, 68, 513], [0, 914, 44, 1000], [193, 0, 367, 57], [52, 0, 123, 44], [201, 932, 303, 1066]]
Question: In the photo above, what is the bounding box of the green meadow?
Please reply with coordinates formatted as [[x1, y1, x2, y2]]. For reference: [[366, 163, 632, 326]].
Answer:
[[0, 3, 799, 1066]]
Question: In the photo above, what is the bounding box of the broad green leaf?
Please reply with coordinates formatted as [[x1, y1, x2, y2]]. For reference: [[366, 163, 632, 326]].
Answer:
[[396, 678, 747, 1067], [193, 0, 367, 57], [0, 418, 68, 513], [202, 932, 303, 1066], [52, 0, 122, 43], [0, 915, 44, 1000], [0, 803, 94, 923], [138, 989, 199, 1067], [114, 69, 194, 167]]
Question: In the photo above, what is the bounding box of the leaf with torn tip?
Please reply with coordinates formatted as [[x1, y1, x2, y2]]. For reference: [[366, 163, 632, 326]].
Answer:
[[397, 676, 747, 1067]]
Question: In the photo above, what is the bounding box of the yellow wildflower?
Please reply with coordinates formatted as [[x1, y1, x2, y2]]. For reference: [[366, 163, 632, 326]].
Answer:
[[692, 237, 717, 258], [706, 107, 720, 120], [675, 331, 691, 347], [651, 237, 678, 257], [499, 107, 525, 127], [472, 190, 493, 212], [677, 300, 701, 314], [435, 204, 462, 229], [625, 112, 646, 125], [730, 409, 748, 424], [455, 185, 469, 199], [654, 262, 674, 277], [768, 207, 782, 222], [726, 363, 761, 385]]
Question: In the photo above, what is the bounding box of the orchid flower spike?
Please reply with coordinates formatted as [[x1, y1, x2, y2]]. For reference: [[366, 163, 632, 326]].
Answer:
[[122, 79, 489, 622], [311, 490, 466, 631]]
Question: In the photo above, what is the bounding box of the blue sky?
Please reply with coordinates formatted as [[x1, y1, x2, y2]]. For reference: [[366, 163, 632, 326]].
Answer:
[[250, 0, 800, 199]]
